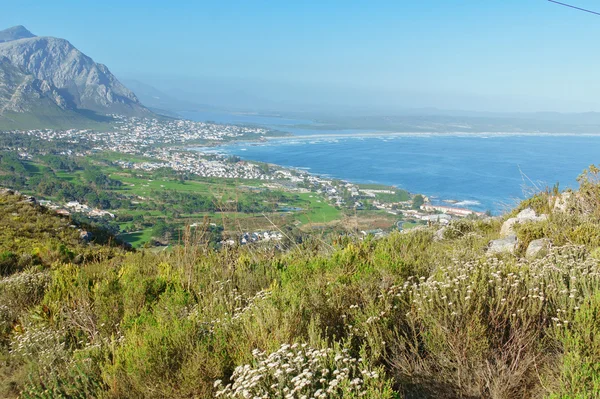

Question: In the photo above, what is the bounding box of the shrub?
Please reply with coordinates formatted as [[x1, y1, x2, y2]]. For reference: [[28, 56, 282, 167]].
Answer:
[[547, 292, 600, 398], [214, 343, 394, 399]]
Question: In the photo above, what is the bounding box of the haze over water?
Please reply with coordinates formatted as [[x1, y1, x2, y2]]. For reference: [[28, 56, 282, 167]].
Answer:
[[187, 112, 600, 214]]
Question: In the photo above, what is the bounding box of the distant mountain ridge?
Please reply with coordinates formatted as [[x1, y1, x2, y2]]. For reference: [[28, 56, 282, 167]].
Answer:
[[0, 26, 151, 129]]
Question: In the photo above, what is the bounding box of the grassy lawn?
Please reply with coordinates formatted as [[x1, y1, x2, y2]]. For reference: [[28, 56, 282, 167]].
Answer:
[[22, 161, 51, 175], [357, 183, 396, 190], [54, 170, 82, 182], [375, 191, 410, 202], [399, 221, 425, 230], [118, 228, 154, 248], [111, 174, 214, 196], [295, 193, 341, 224], [19, 152, 348, 238]]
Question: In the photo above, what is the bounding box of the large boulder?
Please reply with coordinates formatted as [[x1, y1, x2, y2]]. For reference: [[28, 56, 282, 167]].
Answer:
[[500, 208, 548, 237], [488, 235, 518, 255], [526, 238, 551, 259]]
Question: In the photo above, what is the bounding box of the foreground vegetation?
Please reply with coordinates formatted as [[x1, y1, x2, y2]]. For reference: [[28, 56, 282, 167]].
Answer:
[[1, 168, 600, 398]]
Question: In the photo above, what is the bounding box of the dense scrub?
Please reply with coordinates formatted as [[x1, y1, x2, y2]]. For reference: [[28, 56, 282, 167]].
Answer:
[[1, 170, 600, 398]]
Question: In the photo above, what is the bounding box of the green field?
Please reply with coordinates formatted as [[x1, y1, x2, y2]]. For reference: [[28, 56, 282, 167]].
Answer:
[[399, 221, 426, 230], [11, 154, 353, 248], [295, 193, 341, 224], [22, 161, 51, 175], [111, 172, 267, 198], [118, 228, 154, 248]]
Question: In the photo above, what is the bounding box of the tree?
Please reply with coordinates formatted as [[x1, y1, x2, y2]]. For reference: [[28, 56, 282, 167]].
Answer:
[[411, 194, 425, 210], [152, 220, 168, 240]]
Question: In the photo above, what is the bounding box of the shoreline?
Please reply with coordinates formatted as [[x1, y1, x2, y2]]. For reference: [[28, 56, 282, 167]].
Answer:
[[189, 142, 489, 216], [263, 131, 600, 140]]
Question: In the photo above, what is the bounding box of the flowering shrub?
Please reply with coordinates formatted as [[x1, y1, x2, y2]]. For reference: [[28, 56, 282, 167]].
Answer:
[[214, 343, 392, 399], [10, 319, 67, 369], [0, 270, 49, 343]]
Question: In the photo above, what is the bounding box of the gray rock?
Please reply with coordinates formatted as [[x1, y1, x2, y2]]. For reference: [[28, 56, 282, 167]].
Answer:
[[433, 227, 447, 241], [19, 195, 36, 205], [526, 238, 551, 259], [79, 230, 93, 242], [517, 208, 537, 219], [488, 235, 518, 254], [500, 207, 548, 237], [500, 217, 519, 237], [553, 191, 573, 213]]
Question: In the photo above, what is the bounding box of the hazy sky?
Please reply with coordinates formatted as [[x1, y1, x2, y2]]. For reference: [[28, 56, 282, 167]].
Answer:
[[3, 0, 600, 112]]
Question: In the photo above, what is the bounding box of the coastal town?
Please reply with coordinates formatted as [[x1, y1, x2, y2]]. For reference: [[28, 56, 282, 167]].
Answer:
[[1, 116, 486, 246]]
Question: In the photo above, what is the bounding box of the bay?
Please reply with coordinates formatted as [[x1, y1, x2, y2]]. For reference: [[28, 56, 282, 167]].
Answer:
[[184, 111, 600, 214]]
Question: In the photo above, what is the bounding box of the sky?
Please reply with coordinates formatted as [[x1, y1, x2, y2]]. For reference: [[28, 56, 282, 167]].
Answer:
[[2, 0, 600, 113]]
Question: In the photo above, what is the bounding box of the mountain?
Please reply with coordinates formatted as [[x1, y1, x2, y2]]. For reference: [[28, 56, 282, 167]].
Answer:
[[0, 56, 68, 113], [0, 25, 35, 43], [0, 56, 101, 129], [0, 26, 151, 128]]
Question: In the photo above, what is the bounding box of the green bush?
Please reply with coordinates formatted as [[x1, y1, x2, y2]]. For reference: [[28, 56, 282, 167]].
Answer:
[[3, 178, 600, 398]]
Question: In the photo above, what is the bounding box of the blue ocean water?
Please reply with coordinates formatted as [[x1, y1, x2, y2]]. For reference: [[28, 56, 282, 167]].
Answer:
[[184, 112, 600, 214], [207, 134, 600, 214]]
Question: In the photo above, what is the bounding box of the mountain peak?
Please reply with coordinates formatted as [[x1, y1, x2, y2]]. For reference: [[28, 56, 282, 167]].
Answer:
[[0, 26, 151, 125], [0, 25, 36, 43]]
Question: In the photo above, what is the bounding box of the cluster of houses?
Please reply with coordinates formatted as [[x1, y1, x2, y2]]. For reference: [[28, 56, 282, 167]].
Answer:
[[115, 151, 276, 180], [239, 230, 284, 245], [111, 115, 270, 148], [217, 231, 285, 246], [4, 116, 271, 157], [420, 204, 485, 218]]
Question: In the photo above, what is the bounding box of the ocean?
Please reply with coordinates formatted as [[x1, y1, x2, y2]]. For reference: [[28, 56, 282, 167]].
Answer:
[[185, 112, 600, 214]]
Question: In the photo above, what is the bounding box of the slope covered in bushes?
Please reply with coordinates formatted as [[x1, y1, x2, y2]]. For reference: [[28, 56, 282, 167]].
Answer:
[[1, 169, 600, 398]]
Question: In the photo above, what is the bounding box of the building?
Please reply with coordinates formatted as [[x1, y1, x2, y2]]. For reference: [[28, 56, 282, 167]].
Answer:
[[421, 204, 485, 217]]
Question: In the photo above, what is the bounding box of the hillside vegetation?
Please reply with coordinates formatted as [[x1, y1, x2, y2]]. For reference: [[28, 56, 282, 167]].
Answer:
[[1, 168, 600, 398]]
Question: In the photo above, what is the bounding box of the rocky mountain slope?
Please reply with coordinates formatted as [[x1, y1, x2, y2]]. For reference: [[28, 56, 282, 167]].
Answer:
[[0, 26, 150, 128], [0, 56, 69, 113]]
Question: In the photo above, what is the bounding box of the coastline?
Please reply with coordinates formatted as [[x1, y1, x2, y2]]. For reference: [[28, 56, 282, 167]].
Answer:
[[189, 141, 487, 217]]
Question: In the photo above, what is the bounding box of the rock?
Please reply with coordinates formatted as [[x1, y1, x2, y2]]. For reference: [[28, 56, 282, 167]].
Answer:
[[72, 254, 83, 264], [500, 218, 519, 237], [19, 195, 36, 205], [500, 207, 548, 237], [488, 235, 518, 255], [526, 238, 551, 259], [553, 191, 573, 213], [517, 208, 537, 219], [79, 231, 93, 242], [433, 227, 447, 241]]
